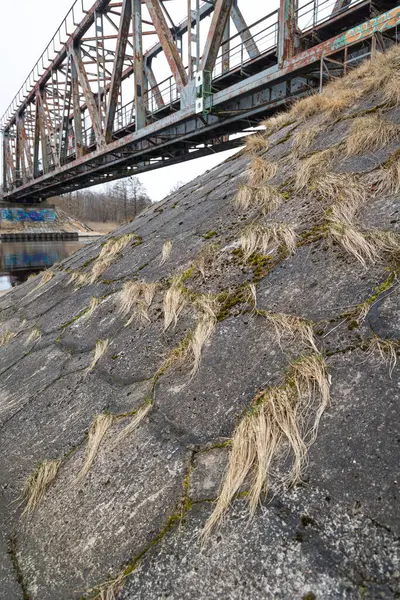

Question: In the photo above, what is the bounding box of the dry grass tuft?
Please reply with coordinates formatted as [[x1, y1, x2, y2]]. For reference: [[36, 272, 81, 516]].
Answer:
[[90, 234, 135, 283], [22, 459, 61, 516], [245, 132, 269, 154], [68, 270, 92, 289], [261, 112, 292, 133], [201, 353, 330, 538], [346, 114, 400, 156], [289, 353, 330, 442], [189, 296, 219, 379], [290, 86, 361, 122], [0, 330, 16, 347], [295, 148, 336, 192], [26, 327, 42, 344], [367, 336, 399, 377], [234, 184, 283, 214], [326, 207, 400, 266], [86, 339, 109, 375], [112, 400, 152, 448], [196, 243, 219, 280], [76, 414, 114, 482], [292, 125, 320, 157], [86, 297, 100, 319], [240, 223, 297, 261], [265, 313, 318, 353], [375, 154, 400, 194], [119, 281, 158, 325], [160, 240, 172, 266], [249, 157, 278, 186], [90, 574, 125, 600], [30, 269, 54, 294], [163, 275, 186, 331]]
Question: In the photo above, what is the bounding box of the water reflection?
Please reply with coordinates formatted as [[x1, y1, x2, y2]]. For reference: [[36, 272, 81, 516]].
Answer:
[[0, 240, 92, 292]]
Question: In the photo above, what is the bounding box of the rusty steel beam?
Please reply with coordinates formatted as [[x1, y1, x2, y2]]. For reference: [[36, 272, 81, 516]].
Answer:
[[144, 0, 188, 91], [144, 63, 165, 109], [70, 45, 105, 146], [278, 0, 298, 67], [133, 0, 146, 130], [105, 0, 132, 141], [2, 1, 400, 202], [200, 0, 234, 76], [231, 3, 260, 60]]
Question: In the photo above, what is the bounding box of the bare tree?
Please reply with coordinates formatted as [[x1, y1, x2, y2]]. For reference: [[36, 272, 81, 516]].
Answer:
[[52, 177, 152, 224]]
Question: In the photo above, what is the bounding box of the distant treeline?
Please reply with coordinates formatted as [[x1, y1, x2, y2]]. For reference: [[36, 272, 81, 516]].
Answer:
[[52, 177, 152, 224]]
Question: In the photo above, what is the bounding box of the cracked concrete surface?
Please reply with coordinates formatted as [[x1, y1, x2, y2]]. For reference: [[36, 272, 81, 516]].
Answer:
[[0, 83, 399, 600]]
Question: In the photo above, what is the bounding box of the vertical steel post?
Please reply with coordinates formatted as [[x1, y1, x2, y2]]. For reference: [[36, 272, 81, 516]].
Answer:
[[133, 0, 146, 130], [71, 59, 84, 157], [222, 17, 230, 74], [278, 0, 298, 67], [2, 132, 8, 193]]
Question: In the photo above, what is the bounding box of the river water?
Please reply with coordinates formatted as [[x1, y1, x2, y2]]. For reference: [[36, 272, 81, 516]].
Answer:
[[0, 240, 94, 293]]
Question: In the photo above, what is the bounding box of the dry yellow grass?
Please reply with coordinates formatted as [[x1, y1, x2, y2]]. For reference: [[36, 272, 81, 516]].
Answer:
[[86, 339, 109, 375], [0, 330, 16, 347], [245, 132, 269, 154], [163, 275, 186, 331], [22, 459, 61, 516], [112, 401, 152, 448], [30, 269, 54, 294], [367, 337, 399, 377], [86, 297, 100, 319], [295, 149, 336, 192], [290, 353, 330, 443], [292, 125, 320, 157], [90, 234, 135, 283], [234, 184, 283, 214], [249, 157, 278, 186], [160, 240, 172, 266], [90, 574, 125, 600], [119, 281, 158, 325], [261, 112, 292, 133], [26, 327, 42, 345], [326, 205, 400, 266], [346, 114, 400, 156], [264, 312, 318, 354], [201, 353, 330, 537], [240, 223, 297, 261], [68, 270, 92, 289], [189, 296, 219, 380], [76, 414, 114, 482], [290, 86, 361, 122], [375, 154, 400, 194]]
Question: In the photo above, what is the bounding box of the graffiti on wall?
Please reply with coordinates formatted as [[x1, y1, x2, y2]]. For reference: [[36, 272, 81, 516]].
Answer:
[[0, 208, 57, 223]]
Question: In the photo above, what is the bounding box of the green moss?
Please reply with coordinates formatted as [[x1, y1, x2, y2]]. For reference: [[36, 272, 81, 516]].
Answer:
[[203, 230, 217, 239], [302, 593, 317, 600], [61, 308, 88, 329], [216, 286, 251, 322]]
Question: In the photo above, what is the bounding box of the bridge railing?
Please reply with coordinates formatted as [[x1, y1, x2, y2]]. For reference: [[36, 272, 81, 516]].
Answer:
[[296, 0, 367, 31]]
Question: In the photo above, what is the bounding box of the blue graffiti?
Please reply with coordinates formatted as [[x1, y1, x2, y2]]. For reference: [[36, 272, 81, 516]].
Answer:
[[0, 208, 57, 222]]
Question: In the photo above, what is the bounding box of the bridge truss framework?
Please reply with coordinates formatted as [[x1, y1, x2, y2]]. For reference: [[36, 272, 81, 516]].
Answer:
[[1, 0, 400, 202]]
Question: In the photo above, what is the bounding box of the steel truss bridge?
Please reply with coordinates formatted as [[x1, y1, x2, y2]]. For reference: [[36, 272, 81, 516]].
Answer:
[[1, 0, 400, 203]]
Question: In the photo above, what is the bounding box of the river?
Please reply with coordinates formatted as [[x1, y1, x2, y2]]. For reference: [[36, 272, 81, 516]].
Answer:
[[0, 240, 96, 294]]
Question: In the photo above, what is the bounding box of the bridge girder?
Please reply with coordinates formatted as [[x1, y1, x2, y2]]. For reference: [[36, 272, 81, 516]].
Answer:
[[1, 0, 400, 202]]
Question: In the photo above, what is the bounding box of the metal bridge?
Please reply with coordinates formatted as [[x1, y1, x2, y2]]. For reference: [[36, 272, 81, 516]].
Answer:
[[1, 0, 400, 203]]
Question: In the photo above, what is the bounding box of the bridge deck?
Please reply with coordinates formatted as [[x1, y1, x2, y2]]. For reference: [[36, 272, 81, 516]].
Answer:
[[1, 0, 400, 202]]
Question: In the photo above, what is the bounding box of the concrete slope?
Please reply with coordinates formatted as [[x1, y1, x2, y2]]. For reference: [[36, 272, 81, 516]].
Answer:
[[0, 49, 399, 600]]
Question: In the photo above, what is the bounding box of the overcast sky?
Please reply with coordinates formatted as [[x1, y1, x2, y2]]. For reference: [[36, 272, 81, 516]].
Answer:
[[0, 0, 279, 202]]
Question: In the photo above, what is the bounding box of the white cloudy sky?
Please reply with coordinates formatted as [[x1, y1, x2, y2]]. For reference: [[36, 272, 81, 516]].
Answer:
[[0, 0, 284, 201]]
